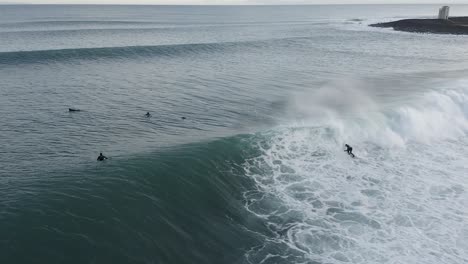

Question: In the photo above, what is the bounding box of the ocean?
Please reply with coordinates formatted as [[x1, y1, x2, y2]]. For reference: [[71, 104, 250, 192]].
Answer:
[[0, 4, 467, 264]]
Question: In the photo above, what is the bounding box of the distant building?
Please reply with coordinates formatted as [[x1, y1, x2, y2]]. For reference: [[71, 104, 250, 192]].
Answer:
[[438, 6, 450, 20]]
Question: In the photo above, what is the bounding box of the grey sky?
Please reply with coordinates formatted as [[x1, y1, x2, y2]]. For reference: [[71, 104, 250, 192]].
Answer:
[[2, 0, 467, 4]]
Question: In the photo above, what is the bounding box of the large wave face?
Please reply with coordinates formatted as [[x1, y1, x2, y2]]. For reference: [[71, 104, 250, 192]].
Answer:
[[241, 81, 468, 264], [0, 136, 267, 264]]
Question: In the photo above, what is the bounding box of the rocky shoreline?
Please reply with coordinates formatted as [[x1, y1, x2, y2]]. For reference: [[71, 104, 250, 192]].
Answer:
[[370, 17, 468, 35]]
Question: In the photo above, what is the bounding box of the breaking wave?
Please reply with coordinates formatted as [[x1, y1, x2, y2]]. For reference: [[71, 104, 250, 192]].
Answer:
[[242, 80, 468, 263]]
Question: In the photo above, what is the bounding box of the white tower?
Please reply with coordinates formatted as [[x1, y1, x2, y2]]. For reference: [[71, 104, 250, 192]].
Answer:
[[438, 6, 450, 20]]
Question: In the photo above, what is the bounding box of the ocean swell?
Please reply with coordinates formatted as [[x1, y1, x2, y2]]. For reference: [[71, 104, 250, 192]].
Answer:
[[0, 42, 233, 65]]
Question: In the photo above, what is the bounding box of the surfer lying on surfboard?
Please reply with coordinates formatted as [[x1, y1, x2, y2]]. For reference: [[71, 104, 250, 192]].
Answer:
[[344, 144, 355, 158]]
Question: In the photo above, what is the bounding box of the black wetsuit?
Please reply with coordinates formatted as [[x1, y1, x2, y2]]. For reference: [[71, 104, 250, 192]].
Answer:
[[97, 154, 107, 161], [345, 145, 355, 158]]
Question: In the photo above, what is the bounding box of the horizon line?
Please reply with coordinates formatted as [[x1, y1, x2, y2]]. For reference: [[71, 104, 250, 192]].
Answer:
[[1, 3, 467, 5]]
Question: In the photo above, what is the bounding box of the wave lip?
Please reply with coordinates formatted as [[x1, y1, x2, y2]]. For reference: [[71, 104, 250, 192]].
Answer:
[[289, 79, 468, 148]]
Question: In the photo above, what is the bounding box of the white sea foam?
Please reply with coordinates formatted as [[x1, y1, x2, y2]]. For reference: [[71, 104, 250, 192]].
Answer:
[[289, 78, 468, 147], [243, 80, 468, 264]]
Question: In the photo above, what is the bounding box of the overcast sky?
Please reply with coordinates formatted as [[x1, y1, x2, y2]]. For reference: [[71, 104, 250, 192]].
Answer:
[[2, 0, 467, 4]]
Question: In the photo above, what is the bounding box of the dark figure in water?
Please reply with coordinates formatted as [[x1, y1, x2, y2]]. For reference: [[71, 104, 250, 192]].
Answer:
[[97, 153, 108, 161], [181, 116, 186, 120], [344, 144, 355, 158], [145, 112, 151, 118], [69, 108, 81, 112]]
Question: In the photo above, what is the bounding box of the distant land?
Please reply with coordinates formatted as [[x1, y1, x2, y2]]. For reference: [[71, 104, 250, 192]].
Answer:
[[370, 17, 468, 35]]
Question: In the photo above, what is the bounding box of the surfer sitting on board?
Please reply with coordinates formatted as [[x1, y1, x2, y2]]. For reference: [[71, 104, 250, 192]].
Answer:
[[97, 153, 108, 161], [344, 144, 355, 158]]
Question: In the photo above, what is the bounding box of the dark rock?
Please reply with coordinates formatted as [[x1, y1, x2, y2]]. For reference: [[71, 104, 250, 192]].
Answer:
[[370, 17, 468, 35]]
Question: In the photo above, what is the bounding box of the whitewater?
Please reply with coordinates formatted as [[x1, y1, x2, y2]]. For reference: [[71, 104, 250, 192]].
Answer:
[[243, 80, 468, 263], [0, 4, 467, 264]]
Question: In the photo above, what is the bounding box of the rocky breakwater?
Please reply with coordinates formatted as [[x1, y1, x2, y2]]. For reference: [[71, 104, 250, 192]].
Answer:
[[370, 17, 468, 35]]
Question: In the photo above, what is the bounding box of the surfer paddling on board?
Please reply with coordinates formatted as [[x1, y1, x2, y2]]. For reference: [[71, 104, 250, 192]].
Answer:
[[344, 144, 355, 158], [97, 153, 108, 161]]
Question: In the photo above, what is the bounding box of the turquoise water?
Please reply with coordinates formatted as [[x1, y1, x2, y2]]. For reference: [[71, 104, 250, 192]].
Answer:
[[1, 5, 468, 264]]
